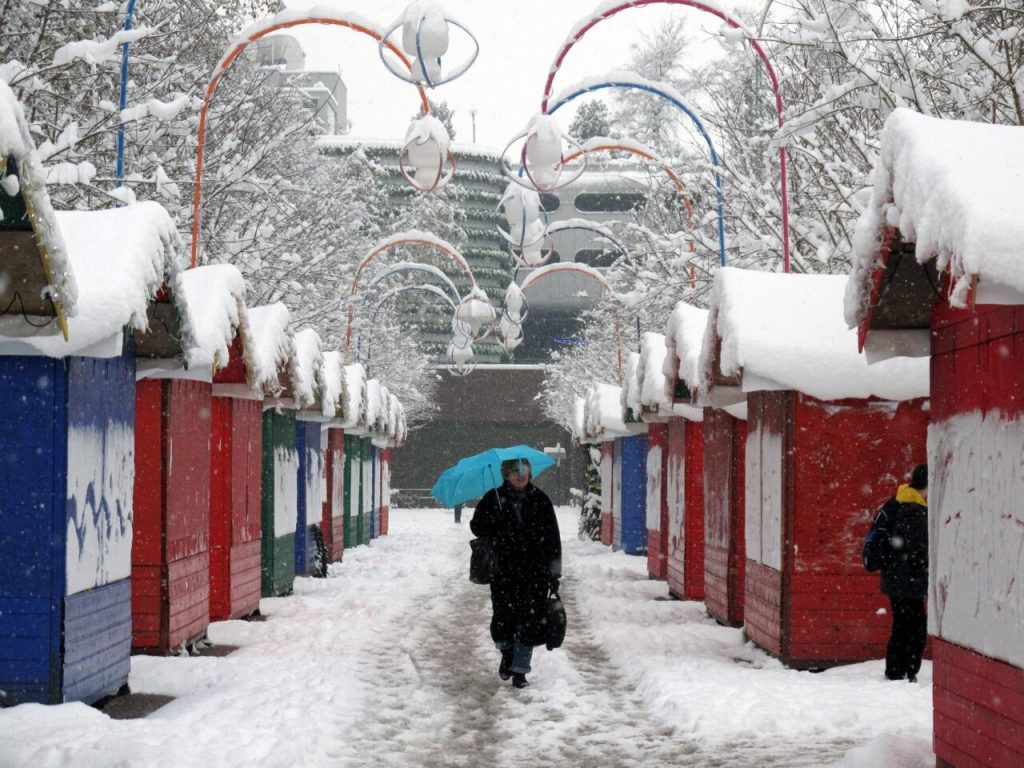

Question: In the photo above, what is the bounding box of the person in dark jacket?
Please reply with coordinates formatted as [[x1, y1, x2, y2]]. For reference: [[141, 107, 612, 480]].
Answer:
[[470, 458, 561, 689], [874, 463, 929, 682]]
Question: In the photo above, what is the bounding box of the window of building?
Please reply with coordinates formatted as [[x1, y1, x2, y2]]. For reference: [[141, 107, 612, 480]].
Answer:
[[573, 192, 645, 213], [539, 193, 560, 212], [574, 249, 618, 268]]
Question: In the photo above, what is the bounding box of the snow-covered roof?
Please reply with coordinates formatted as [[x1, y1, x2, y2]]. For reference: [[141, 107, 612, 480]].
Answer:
[[0, 80, 77, 321], [583, 382, 630, 442], [664, 301, 708, 395], [246, 303, 294, 397], [340, 362, 368, 431], [292, 328, 324, 411], [0, 202, 181, 357], [702, 268, 928, 401], [637, 332, 671, 417], [366, 378, 385, 433], [846, 108, 1024, 328], [320, 350, 345, 420], [175, 263, 248, 375], [620, 351, 642, 420]]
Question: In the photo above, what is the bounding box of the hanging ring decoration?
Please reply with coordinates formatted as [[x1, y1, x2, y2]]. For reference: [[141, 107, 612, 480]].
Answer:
[[500, 129, 588, 193], [378, 14, 480, 88], [399, 142, 457, 192], [502, 291, 530, 325], [493, 191, 549, 251]]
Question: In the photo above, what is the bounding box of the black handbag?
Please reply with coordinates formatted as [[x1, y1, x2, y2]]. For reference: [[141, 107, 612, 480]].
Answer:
[[545, 591, 567, 650], [469, 537, 495, 584]]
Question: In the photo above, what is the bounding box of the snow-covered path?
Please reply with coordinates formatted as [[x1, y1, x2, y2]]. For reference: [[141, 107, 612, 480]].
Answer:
[[0, 507, 934, 768]]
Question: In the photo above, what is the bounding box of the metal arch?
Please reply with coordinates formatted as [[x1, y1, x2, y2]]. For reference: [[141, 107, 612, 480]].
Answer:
[[548, 81, 726, 266], [359, 282, 458, 373], [517, 264, 623, 386], [343, 236, 478, 363], [366, 263, 463, 306], [190, 15, 430, 268], [540, 0, 791, 271]]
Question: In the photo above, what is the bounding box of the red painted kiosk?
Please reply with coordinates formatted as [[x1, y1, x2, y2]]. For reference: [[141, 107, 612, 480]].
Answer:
[[188, 266, 267, 623], [696, 286, 749, 628], [847, 108, 1024, 768], [705, 267, 929, 667], [132, 263, 251, 653], [662, 302, 707, 602], [319, 351, 347, 562]]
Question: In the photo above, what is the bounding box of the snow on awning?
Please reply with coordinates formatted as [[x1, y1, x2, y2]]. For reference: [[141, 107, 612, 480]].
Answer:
[[172, 263, 248, 378], [0, 201, 181, 358], [340, 362, 368, 432], [702, 267, 928, 402], [583, 382, 630, 443], [246, 302, 294, 397], [320, 350, 345, 421], [637, 332, 672, 421], [0, 80, 76, 337], [664, 301, 708, 420], [846, 108, 1024, 356], [292, 327, 324, 412]]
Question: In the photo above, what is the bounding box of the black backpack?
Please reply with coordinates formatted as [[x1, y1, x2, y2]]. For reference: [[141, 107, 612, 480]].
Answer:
[[862, 497, 897, 572]]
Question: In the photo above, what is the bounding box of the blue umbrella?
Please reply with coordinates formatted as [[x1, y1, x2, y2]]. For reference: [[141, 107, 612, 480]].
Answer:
[[430, 445, 556, 508]]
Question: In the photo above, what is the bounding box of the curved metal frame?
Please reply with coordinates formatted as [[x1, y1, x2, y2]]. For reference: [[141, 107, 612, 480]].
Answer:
[[548, 81, 726, 266], [366, 262, 463, 306], [515, 264, 624, 385], [190, 15, 430, 267], [377, 14, 480, 88], [359, 282, 457, 372], [399, 140, 457, 192], [540, 0, 790, 271], [343, 236, 479, 363]]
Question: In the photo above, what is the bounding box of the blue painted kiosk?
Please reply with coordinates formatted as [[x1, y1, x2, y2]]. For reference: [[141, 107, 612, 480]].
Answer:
[[617, 353, 649, 556], [291, 328, 326, 576], [0, 92, 180, 704]]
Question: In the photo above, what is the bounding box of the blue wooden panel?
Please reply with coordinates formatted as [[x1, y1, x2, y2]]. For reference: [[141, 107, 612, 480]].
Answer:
[[62, 579, 130, 704], [294, 421, 308, 575], [0, 355, 66, 705], [620, 434, 649, 556]]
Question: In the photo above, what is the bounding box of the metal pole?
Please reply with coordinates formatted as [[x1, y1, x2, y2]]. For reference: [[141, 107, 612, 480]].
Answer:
[[115, 0, 139, 204]]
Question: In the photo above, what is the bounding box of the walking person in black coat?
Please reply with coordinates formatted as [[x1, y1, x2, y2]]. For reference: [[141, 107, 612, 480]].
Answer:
[[873, 463, 929, 682], [470, 458, 561, 689]]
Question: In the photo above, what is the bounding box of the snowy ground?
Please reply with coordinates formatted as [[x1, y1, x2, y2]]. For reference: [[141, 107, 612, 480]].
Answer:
[[0, 507, 934, 767]]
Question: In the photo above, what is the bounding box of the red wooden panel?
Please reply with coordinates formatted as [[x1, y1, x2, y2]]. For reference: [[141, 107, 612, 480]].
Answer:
[[130, 564, 163, 650], [211, 335, 246, 385], [933, 638, 1024, 768], [325, 429, 345, 561], [683, 420, 705, 600], [228, 538, 261, 619], [600, 512, 614, 547], [647, 423, 669, 580], [167, 552, 209, 650], [665, 417, 687, 599], [744, 559, 782, 655], [647, 530, 666, 580], [703, 544, 730, 625], [209, 397, 232, 621], [165, 380, 211, 564], [132, 381, 164, 567], [235, 398, 263, 546], [703, 410, 744, 626]]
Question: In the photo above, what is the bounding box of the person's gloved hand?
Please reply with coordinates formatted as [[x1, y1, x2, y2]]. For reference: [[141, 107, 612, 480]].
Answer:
[[549, 576, 561, 594]]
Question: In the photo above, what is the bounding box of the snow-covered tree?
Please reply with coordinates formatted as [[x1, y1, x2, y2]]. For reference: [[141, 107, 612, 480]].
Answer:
[[569, 100, 614, 142]]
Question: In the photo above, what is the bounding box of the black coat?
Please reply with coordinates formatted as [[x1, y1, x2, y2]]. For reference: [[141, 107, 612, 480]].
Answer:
[[878, 486, 929, 599], [470, 481, 561, 646]]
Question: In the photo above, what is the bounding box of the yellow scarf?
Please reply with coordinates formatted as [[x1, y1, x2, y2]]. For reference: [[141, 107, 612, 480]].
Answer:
[[895, 484, 927, 507]]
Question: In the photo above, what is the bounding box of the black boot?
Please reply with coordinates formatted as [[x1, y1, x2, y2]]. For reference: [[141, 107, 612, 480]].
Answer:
[[512, 672, 529, 689], [498, 650, 513, 681]]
